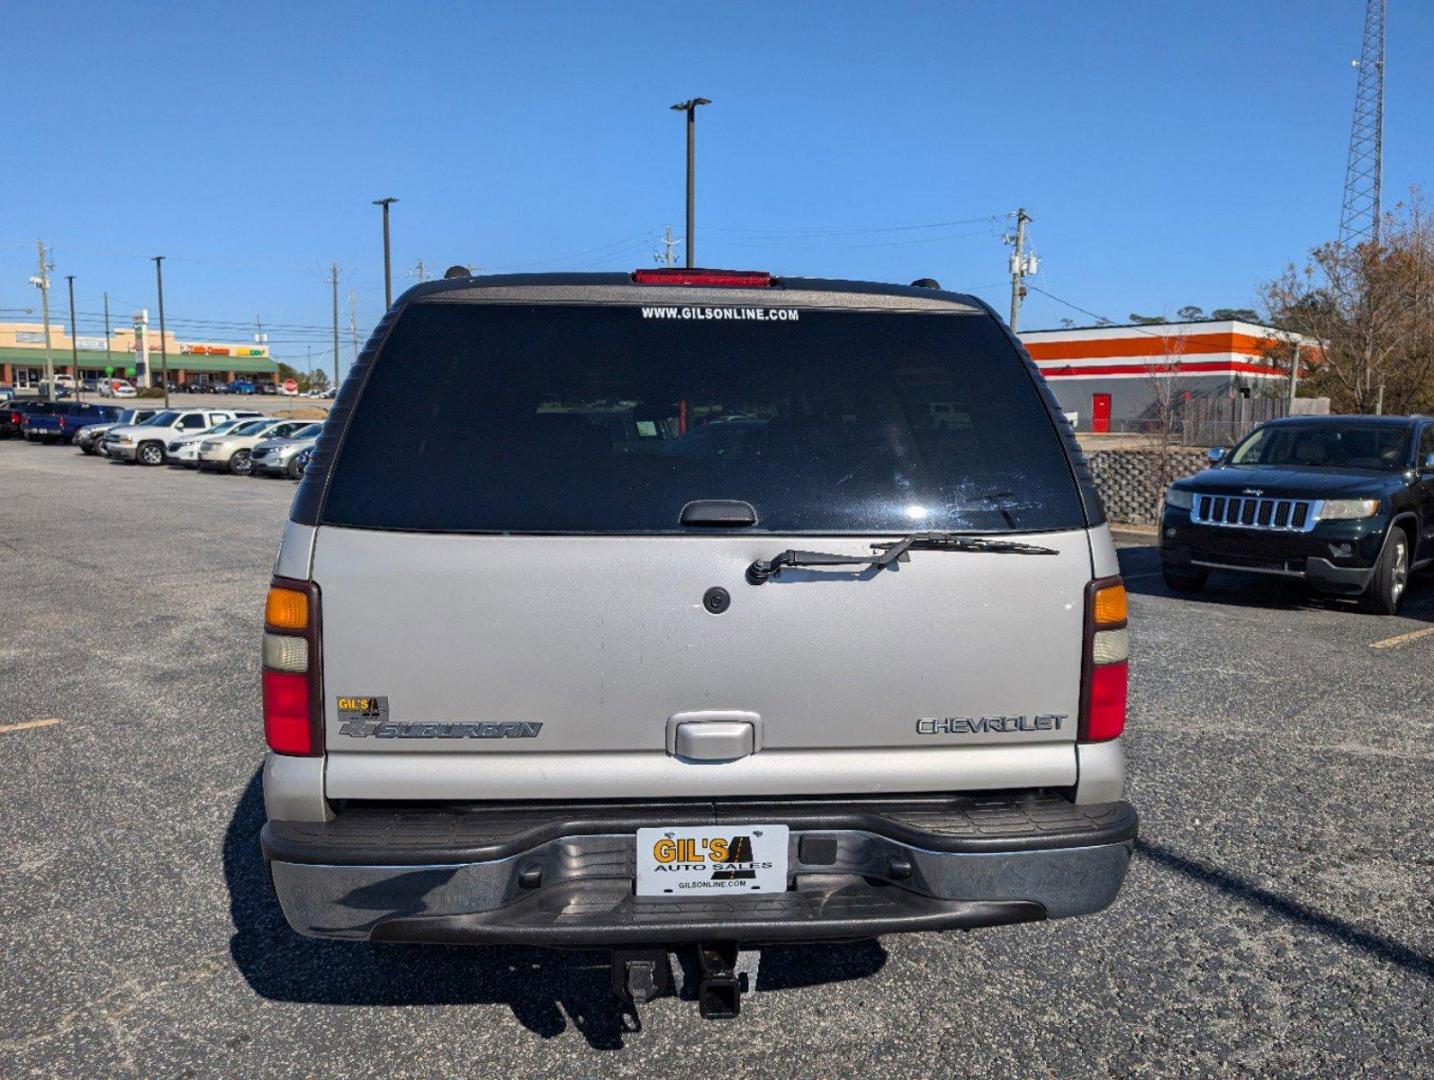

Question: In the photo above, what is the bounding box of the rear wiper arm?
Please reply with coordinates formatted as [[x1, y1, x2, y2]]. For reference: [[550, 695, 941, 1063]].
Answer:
[[746, 532, 1058, 585]]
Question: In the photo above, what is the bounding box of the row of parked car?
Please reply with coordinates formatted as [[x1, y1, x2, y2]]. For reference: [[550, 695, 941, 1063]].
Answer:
[[2, 399, 321, 479], [32, 374, 335, 399]]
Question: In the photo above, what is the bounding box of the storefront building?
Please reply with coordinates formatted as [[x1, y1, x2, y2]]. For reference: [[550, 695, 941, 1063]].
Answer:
[[0, 316, 278, 390], [1018, 319, 1306, 432]]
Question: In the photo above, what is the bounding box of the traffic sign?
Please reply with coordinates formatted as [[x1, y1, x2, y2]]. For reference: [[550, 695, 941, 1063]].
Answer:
[[283, 378, 298, 393]]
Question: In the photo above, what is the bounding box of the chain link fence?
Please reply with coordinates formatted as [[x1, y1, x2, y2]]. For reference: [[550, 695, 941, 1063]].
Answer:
[[1113, 396, 1330, 447]]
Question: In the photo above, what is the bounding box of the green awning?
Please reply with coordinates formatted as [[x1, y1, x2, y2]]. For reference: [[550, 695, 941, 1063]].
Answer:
[[0, 346, 279, 374]]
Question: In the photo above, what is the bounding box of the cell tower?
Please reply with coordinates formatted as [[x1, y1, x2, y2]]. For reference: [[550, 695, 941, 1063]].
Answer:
[[1338, 0, 1386, 247]]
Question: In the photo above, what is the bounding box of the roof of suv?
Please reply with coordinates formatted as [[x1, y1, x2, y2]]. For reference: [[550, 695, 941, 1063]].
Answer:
[[395, 271, 987, 314]]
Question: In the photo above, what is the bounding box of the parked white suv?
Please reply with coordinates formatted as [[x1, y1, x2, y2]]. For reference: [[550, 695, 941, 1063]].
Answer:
[[103, 409, 260, 465], [198, 419, 312, 475]]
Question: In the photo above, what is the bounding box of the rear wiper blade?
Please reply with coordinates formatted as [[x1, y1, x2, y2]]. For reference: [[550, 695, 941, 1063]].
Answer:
[[871, 533, 1060, 560], [745, 532, 1058, 584]]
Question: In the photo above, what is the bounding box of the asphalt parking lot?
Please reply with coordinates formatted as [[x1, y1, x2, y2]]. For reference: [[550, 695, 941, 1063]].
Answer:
[[1, 438, 1430, 1078]]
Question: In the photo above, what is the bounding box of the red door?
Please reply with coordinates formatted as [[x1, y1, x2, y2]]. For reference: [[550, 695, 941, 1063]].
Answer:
[[1091, 393, 1112, 433]]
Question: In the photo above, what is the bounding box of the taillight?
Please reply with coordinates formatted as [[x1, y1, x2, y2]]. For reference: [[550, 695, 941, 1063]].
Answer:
[[262, 577, 321, 756], [632, 268, 773, 288], [1080, 577, 1128, 742]]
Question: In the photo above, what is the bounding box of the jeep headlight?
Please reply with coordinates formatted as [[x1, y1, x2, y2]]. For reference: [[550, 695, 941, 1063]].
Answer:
[[1319, 498, 1380, 520], [114, 435, 134, 445], [1164, 488, 1194, 510]]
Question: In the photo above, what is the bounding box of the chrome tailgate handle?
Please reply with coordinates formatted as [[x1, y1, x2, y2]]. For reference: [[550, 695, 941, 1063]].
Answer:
[[666, 711, 761, 762]]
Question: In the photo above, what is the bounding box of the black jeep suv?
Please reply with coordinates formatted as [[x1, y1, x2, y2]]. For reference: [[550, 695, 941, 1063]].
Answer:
[[1161, 415, 1434, 614]]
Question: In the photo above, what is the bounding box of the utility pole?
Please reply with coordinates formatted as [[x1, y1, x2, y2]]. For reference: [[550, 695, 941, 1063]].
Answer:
[[254, 316, 269, 391], [153, 256, 170, 408], [670, 98, 710, 267], [348, 290, 359, 362], [1006, 208, 1034, 332], [658, 225, 680, 267], [373, 197, 398, 309], [66, 275, 80, 401], [330, 262, 340, 395], [1286, 338, 1301, 411], [31, 241, 55, 401], [103, 292, 112, 379]]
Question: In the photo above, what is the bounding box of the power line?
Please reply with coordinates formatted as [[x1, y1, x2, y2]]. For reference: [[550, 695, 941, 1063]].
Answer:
[[704, 214, 1005, 239], [481, 230, 664, 271], [703, 226, 997, 252], [1024, 284, 1119, 327]]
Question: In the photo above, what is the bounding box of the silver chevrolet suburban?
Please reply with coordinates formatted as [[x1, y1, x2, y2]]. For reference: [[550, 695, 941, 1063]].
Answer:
[[260, 269, 1136, 1018]]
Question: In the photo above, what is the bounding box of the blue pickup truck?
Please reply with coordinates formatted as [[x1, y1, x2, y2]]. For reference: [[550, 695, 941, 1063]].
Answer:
[[23, 402, 129, 444]]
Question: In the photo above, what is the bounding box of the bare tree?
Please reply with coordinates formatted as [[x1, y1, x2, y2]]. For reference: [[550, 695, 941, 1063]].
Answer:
[[1142, 331, 1189, 520], [1263, 189, 1434, 414]]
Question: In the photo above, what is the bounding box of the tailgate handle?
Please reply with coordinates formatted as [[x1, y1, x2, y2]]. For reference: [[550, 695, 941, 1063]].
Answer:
[[666, 711, 761, 762]]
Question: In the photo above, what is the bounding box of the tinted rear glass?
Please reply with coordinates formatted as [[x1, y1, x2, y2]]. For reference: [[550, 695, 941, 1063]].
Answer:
[[321, 301, 1084, 534]]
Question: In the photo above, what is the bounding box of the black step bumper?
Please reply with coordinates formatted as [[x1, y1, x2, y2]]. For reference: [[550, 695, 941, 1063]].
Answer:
[[262, 793, 1136, 947]]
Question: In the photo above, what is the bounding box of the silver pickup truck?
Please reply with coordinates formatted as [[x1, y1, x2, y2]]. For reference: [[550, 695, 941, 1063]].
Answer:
[[259, 269, 1136, 1019]]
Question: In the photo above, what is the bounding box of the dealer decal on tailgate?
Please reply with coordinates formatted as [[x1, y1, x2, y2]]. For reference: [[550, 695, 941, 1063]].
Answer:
[[336, 695, 543, 740]]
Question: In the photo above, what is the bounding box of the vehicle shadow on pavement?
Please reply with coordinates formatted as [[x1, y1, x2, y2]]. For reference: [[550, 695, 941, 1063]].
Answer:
[[1135, 840, 1432, 980], [224, 769, 887, 1048]]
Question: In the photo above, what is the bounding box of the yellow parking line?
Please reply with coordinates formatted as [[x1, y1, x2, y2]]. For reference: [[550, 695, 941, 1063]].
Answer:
[[0, 717, 62, 734], [1369, 627, 1434, 651]]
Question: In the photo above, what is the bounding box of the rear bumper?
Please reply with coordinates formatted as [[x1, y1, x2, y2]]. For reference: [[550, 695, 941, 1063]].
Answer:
[[1162, 542, 1375, 594], [262, 795, 1136, 946]]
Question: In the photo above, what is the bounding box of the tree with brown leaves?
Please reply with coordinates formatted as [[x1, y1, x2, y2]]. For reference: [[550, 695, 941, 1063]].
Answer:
[[1263, 189, 1434, 415]]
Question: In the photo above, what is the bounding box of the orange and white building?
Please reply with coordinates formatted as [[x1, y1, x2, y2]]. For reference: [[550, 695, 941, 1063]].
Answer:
[[1018, 320, 1307, 432]]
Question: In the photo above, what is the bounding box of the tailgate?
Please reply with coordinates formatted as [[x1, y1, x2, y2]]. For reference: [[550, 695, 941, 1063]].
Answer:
[[315, 527, 1092, 799]]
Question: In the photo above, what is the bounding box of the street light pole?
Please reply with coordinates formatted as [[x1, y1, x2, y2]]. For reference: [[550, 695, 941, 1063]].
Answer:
[[373, 197, 398, 309], [153, 256, 170, 409], [66, 275, 80, 401], [670, 98, 710, 268]]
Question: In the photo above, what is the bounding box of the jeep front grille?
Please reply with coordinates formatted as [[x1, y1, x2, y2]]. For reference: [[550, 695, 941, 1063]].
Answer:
[[1191, 494, 1318, 532]]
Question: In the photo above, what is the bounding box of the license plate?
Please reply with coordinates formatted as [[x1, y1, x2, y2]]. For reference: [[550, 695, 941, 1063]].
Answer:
[[635, 824, 789, 897]]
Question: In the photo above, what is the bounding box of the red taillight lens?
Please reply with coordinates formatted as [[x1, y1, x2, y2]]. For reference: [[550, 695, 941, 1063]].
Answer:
[[1080, 576, 1128, 743], [263, 576, 321, 756], [1084, 661, 1128, 741], [633, 268, 773, 288], [263, 670, 314, 754]]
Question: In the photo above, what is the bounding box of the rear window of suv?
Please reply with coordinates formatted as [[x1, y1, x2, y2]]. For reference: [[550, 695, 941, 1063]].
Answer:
[[318, 301, 1086, 534]]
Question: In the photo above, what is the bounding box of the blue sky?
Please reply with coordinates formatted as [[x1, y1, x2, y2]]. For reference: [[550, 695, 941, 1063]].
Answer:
[[3, 1, 1430, 373]]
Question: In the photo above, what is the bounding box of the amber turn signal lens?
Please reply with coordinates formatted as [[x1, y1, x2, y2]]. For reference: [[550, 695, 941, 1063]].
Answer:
[[1092, 583, 1127, 626], [265, 586, 309, 630]]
